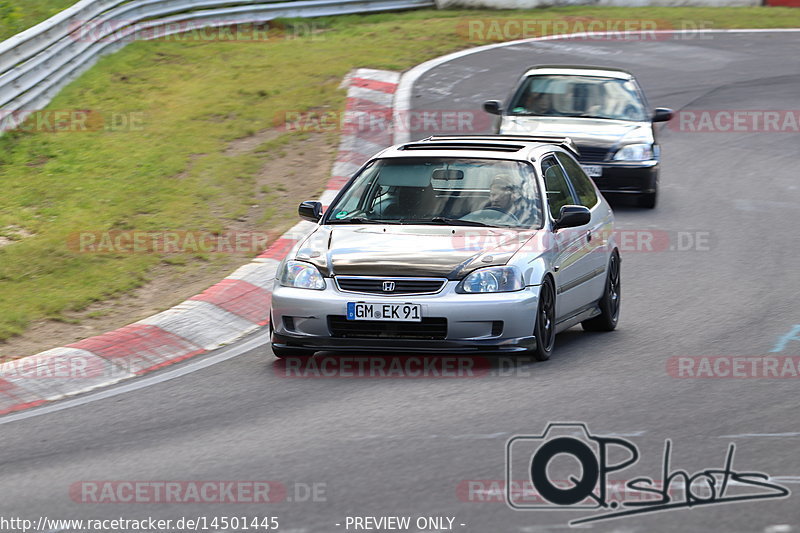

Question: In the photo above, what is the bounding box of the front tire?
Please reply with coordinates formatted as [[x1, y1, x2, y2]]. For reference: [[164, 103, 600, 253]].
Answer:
[[531, 277, 556, 361], [582, 251, 621, 332]]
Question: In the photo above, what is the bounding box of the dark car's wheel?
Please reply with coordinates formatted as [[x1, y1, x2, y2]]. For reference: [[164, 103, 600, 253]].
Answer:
[[638, 191, 657, 209], [531, 277, 556, 361], [582, 251, 621, 332]]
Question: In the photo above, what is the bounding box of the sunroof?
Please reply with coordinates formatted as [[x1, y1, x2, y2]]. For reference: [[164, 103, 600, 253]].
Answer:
[[401, 142, 523, 152]]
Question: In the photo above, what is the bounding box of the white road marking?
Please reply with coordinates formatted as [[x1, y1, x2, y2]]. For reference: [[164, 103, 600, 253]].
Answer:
[[519, 525, 592, 531], [0, 330, 270, 426], [735, 199, 800, 212], [719, 432, 800, 438], [450, 432, 508, 439], [348, 432, 509, 441], [765, 526, 793, 533], [770, 476, 800, 484]]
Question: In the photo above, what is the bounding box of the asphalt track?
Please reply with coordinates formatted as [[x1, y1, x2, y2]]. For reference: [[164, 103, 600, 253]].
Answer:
[[2, 32, 800, 533]]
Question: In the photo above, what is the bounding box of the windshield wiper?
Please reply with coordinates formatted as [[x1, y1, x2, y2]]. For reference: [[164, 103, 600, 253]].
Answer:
[[402, 217, 497, 227]]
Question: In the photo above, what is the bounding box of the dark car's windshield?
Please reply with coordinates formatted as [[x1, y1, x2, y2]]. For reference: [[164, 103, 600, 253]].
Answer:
[[509, 74, 648, 122], [326, 157, 543, 229]]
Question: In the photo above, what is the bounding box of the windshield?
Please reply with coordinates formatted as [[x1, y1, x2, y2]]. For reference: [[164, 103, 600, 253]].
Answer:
[[508, 74, 648, 122], [326, 157, 543, 229]]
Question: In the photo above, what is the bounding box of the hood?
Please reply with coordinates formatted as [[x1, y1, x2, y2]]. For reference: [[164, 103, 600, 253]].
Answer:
[[294, 225, 537, 279], [500, 116, 653, 150]]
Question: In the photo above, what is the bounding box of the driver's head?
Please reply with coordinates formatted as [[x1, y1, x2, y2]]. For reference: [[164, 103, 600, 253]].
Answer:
[[489, 175, 516, 211], [526, 91, 552, 114]]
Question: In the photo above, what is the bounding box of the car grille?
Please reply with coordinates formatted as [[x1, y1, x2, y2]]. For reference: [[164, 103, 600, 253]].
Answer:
[[328, 316, 448, 340], [335, 277, 446, 295], [576, 145, 610, 162]]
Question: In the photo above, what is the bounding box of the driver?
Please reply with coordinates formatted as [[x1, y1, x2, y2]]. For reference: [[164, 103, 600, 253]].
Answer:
[[523, 91, 554, 115], [488, 174, 517, 213]]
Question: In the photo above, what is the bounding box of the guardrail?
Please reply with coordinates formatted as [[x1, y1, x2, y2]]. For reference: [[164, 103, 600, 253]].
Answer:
[[0, 0, 433, 134]]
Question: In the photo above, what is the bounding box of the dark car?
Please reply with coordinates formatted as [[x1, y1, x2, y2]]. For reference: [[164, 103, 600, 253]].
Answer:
[[483, 65, 672, 208]]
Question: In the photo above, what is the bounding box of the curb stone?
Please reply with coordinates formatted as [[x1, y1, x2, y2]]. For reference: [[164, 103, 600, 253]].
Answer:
[[0, 68, 400, 416]]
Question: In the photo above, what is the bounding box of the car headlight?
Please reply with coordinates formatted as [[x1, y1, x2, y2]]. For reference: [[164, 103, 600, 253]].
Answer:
[[278, 260, 326, 290], [613, 143, 654, 161], [456, 266, 524, 294]]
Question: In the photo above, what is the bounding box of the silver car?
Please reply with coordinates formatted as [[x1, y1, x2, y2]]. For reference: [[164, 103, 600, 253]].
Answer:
[[269, 135, 620, 361]]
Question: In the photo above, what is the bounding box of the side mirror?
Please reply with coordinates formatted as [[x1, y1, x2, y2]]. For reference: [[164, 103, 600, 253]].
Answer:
[[298, 200, 323, 222], [554, 205, 591, 230], [653, 107, 673, 123], [483, 100, 503, 115]]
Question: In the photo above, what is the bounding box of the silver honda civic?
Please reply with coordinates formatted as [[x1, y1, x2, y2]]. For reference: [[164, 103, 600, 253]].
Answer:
[[269, 135, 620, 361]]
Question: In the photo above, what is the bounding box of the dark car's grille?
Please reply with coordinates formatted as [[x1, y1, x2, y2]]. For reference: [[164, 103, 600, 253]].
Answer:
[[335, 277, 446, 295], [576, 146, 610, 162], [328, 316, 447, 340]]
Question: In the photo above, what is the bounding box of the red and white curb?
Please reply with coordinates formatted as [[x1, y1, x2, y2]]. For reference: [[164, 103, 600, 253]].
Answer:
[[0, 68, 400, 416]]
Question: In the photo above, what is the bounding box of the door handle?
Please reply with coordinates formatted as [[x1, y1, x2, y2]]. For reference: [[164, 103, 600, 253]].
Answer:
[[586, 230, 592, 243]]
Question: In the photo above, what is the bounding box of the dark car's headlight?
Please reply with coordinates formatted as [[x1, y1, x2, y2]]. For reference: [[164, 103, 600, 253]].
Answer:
[[613, 143, 654, 161], [278, 260, 326, 290], [456, 266, 524, 294]]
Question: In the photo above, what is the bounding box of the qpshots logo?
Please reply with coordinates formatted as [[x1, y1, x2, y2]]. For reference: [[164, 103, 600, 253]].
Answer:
[[506, 423, 789, 526]]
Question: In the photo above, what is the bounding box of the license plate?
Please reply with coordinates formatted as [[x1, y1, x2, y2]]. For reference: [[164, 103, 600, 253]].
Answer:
[[347, 302, 421, 322], [582, 165, 603, 178]]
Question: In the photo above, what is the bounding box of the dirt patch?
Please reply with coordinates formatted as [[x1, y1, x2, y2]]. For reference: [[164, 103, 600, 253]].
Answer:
[[224, 129, 282, 157], [0, 130, 339, 361], [0, 226, 34, 249]]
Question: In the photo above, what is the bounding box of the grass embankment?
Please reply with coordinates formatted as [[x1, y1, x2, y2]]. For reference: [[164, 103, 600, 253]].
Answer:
[[0, 0, 79, 41], [1, 7, 800, 345]]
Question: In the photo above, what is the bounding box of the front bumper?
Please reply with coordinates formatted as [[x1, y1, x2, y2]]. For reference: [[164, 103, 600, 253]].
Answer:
[[270, 281, 540, 353], [582, 160, 658, 195]]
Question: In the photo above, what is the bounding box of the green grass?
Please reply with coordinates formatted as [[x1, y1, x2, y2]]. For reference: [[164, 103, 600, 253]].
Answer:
[[0, 0, 79, 41], [2, 6, 800, 341]]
